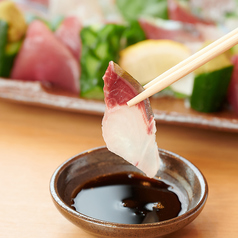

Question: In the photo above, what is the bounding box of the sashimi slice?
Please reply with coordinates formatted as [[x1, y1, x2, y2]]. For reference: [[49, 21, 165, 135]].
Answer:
[[102, 61, 160, 178], [168, 0, 214, 25], [139, 17, 223, 51], [139, 18, 203, 43], [55, 16, 82, 61], [11, 20, 80, 94]]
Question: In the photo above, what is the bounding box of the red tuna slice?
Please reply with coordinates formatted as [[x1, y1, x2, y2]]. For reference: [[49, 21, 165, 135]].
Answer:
[[102, 61, 160, 178], [228, 55, 238, 113], [11, 20, 80, 94], [55, 16, 82, 61], [168, 0, 214, 25], [139, 18, 203, 43]]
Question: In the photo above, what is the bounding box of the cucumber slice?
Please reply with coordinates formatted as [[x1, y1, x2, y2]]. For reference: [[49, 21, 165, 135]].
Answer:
[[0, 20, 9, 77], [3, 40, 22, 78], [190, 66, 233, 113], [0, 20, 22, 78]]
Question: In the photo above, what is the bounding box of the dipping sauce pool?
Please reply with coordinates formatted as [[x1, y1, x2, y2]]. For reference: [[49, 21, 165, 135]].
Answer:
[[72, 172, 184, 224]]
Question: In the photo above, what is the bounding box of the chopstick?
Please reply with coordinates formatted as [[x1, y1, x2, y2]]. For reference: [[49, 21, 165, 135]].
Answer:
[[127, 27, 238, 107]]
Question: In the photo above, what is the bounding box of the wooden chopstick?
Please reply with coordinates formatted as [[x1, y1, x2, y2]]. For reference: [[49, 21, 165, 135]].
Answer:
[[127, 27, 238, 107]]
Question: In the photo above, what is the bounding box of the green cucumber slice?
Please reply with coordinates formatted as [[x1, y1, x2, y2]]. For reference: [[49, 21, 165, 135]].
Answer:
[[0, 20, 9, 77], [0, 20, 22, 78], [190, 66, 233, 113]]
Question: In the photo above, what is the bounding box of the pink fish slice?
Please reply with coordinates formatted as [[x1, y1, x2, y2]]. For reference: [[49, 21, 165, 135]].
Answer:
[[102, 61, 160, 178]]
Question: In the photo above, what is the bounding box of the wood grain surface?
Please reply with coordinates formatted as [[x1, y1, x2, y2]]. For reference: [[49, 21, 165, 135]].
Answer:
[[0, 100, 238, 238]]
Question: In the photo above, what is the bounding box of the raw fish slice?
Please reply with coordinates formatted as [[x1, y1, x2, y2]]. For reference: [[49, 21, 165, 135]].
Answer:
[[11, 20, 80, 94], [168, 0, 214, 25], [102, 61, 160, 178], [55, 16, 82, 61], [139, 18, 203, 43]]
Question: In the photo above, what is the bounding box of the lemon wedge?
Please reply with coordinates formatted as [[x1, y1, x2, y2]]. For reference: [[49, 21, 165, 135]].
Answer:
[[119, 39, 194, 96]]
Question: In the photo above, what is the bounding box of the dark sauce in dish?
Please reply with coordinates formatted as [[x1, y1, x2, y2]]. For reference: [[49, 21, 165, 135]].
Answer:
[[72, 173, 182, 224]]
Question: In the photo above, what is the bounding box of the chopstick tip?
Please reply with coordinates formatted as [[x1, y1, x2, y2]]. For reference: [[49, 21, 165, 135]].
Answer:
[[127, 96, 139, 107], [127, 100, 134, 107]]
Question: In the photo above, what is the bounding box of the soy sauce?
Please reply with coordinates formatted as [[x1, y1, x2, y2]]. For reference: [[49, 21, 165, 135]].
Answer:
[[72, 173, 182, 224]]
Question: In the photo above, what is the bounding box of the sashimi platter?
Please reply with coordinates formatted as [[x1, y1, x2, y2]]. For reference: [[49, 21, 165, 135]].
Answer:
[[0, 0, 238, 132]]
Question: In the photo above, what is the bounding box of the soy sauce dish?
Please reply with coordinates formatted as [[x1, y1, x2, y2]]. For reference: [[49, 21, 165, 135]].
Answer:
[[50, 147, 208, 238]]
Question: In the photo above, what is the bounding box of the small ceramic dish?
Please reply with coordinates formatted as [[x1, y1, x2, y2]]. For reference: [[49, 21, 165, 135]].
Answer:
[[50, 146, 208, 238]]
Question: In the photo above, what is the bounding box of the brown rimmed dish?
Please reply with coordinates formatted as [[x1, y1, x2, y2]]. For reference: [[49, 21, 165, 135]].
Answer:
[[50, 146, 208, 237]]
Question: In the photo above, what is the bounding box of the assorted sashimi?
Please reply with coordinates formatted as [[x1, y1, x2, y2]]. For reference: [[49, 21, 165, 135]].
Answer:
[[0, 0, 238, 114], [102, 61, 160, 178]]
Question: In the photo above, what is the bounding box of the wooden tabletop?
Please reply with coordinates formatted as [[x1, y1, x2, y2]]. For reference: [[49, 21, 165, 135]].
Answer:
[[0, 99, 238, 238]]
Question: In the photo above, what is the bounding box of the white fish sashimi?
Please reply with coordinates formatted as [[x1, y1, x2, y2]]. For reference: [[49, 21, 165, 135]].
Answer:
[[102, 61, 160, 178]]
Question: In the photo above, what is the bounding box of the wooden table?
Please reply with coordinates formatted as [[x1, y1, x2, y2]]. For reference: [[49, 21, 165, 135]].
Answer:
[[1, 99, 238, 238]]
